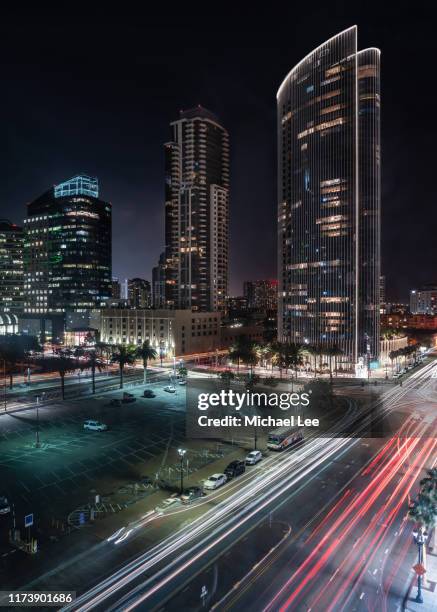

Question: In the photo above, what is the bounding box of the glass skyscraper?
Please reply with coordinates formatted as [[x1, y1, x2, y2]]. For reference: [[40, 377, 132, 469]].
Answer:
[[277, 26, 381, 365], [23, 175, 111, 338], [164, 106, 229, 312], [0, 219, 24, 315]]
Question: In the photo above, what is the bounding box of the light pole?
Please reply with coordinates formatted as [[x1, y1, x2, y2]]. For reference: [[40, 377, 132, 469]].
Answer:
[[413, 528, 428, 604], [35, 395, 41, 448], [2, 359, 6, 412], [178, 448, 186, 494]]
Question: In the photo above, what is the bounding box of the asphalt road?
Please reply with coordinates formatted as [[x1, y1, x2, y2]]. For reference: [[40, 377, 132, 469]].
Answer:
[[61, 360, 437, 612]]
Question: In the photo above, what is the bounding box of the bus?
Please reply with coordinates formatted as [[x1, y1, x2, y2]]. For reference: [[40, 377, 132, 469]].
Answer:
[[267, 426, 304, 451]]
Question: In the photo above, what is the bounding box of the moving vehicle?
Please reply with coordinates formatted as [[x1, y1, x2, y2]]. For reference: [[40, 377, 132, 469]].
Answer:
[[83, 420, 108, 432], [224, 460, 246, 479], [0, 496, 11, 515], [203, 473, 227, 490], [181, 486, 204, 504], [164, 385, 176, 393], [178, 379, 187, 386], [267, 426, 304, 451], [143, 389, 156, 398], [122, 392, 136, 403], [245, 450, 262, 465], [155, 497, 182, 514]]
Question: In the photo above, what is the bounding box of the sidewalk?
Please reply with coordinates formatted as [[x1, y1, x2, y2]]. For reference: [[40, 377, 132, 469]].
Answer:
[[404, 531, 437, 611]]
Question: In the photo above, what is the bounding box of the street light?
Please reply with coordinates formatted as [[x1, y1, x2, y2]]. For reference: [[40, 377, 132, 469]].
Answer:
[[35, 395, 41, 448], [413, 528, 428, 604], [2, 359, 6, 411], [178, 448, 186, 494]]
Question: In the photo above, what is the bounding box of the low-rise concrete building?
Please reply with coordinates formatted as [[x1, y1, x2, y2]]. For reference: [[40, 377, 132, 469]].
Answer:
[[96, 309, 221, 357]]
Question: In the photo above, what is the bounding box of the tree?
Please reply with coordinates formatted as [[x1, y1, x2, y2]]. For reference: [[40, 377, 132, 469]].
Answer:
[[38, 356, 78, 400], [0, 334, 41, 389], [136, 340, 158, 384], [111, 344, 136, 389], [220, 369, 235, 389], [229, 336, 254, 373], [80, 350, 105, 394]]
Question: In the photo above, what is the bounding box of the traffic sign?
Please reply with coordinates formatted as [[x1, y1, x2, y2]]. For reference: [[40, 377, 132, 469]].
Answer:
[[24, 513, 33, 528], [413, 563, 426, 576]]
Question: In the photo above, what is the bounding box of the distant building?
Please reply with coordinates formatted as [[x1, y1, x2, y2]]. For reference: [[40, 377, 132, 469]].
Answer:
[[226, 296, 248, 313], [382, 313, 437, 331], [164, 106, 229, 312], [243, 280, 278, 312], [96, 309, 221, 356], [128, 278, 151, 309], [379, 275, 386, 305], [110, 277, 121, 299], [23, 174, 111, 341], [0, 219, 24, 315], [410, 285, 437, 315], [152, 252, 167, 308]]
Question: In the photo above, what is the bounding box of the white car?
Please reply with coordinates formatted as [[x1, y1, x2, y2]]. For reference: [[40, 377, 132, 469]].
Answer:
[[155, 497, 182, 514], [203, 473, 227, 490], [0, 496, 11, 515], [245, 450, 262, 465], [178, 379, 187, 386], [83, 420, 108, 431], [164, 385, 176, 393]]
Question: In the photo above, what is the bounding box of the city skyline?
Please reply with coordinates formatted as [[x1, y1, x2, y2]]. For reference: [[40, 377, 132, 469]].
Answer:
[[1, 6, 436, 300]]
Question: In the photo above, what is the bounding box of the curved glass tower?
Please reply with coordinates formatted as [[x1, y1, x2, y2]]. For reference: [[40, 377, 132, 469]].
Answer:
[[277, 26, 380, 365]]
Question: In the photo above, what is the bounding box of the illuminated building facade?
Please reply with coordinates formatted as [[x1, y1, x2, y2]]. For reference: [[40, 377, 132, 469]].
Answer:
[[164, 106, 229, 312], [0, 220, 24, 315], [277, 26, 381, 363], [244, 280, 278, 312], [128, 277, 151, 309], [23, 175, 111, 339]]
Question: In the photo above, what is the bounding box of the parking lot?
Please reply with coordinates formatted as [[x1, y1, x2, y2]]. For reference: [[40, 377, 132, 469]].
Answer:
[[0, 382, 188, 538]]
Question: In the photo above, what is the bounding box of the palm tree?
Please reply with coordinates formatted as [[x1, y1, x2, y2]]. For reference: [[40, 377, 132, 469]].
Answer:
[[307, 345, 320, 378], [283, 343, 304, 389], [55, 357, 78, 400], [229, 336, 252, 373], [111, 344, 137, 389], [330, 345, 344, 377], [136, 340, 158, 384], [408, 467, 437, 600], [80, 350, 104, 394], [0, 334, 41, 389]]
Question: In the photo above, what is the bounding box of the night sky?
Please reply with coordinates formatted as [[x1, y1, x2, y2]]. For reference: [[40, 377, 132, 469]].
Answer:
[[1, 3, 435, 300]]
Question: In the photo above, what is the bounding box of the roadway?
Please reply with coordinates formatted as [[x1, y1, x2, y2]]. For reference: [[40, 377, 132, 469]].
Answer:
[[55, 360, 437, 611]]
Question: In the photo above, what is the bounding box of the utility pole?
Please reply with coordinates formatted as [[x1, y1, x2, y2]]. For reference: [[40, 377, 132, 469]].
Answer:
[[35, 396, 40, 448], [413, 528, 428, 604]]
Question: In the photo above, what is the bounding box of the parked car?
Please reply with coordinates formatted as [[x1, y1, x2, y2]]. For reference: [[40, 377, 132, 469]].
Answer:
[[109, 399, 122, 407], [122, 392, 136, 403], [181, 486, 204, 504], [83, 420, 108, 432], [0, 496, 11, 515], [224, 460, 246, 479], [203, 473, 227, 490], [143, 389, 156, 398], [178, 379, 187, 386], [155, 497, 182, 514], [245, 450, 262, 465], [164, 385, 176, 393]]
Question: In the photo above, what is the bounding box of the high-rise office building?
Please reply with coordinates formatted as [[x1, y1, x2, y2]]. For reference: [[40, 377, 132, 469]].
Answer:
[[152, 252, 167, 309], [277, 26, 381, 364], [128, 277, 151, 309], [110, 277, 121, 299], [23, 174, 111, 339], [244, 280, 278, 312], [164, 106, 229, 312], [0, 219, 24, 315], [410, 285, 437, 315]]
